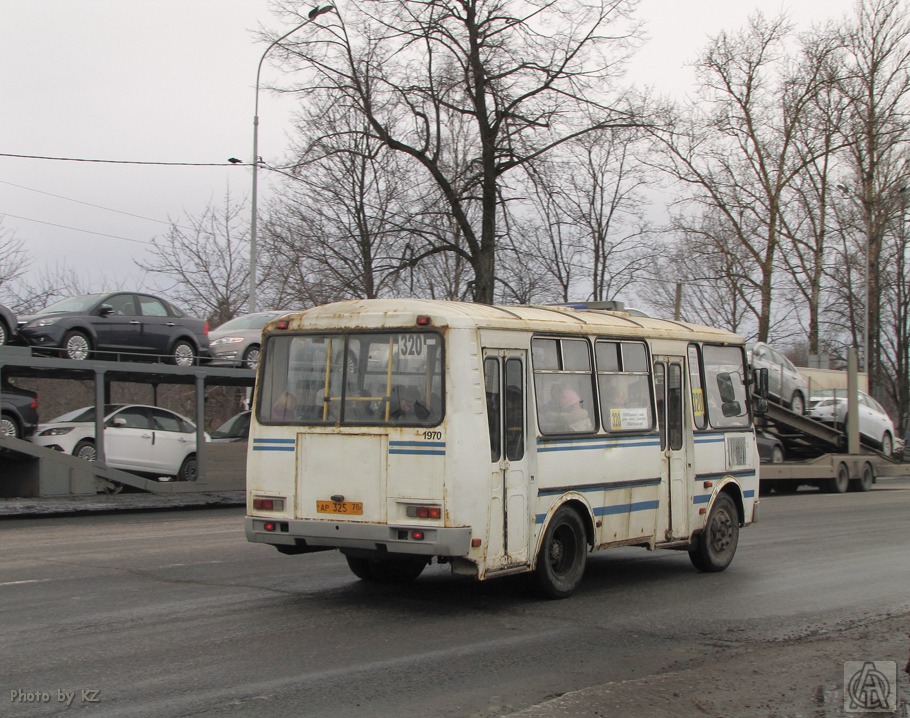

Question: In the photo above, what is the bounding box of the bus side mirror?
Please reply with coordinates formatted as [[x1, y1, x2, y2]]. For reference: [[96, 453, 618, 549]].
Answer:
[[753, 367, 769, 398], [752, 368, 769, 416]]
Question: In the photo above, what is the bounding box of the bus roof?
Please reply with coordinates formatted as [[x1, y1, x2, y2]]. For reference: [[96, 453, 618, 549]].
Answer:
[[267, 299, 744, 344]]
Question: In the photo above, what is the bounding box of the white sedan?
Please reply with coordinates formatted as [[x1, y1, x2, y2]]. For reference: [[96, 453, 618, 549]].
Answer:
[[806, 389, 895, 456], [31, 404, 207, 480]]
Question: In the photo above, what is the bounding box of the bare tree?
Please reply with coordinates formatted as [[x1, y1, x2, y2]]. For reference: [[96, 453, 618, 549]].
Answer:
[[512, 130, 651, 304], [135, 191, 250, 326], [834, 0, 910, 397], [8, 263, 124, 315], [270, 0, 644, 303], [648, 215, 759, 334], [0, 219, 31, 305], [878, 180, 910, 435], [649, 13, 840, 342], [263, 101, 429, 304], [775, 25, 850, 358], [516, 161, 584, 303], [557, 131, 652, 302]]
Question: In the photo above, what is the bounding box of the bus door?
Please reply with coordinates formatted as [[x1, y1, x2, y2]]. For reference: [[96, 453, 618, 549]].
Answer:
[[483, 350, 531, 567], [654, 358, 690, 540]]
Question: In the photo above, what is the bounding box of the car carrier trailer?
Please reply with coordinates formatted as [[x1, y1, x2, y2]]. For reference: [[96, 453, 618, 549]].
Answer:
[[755, 354, 910, 493]]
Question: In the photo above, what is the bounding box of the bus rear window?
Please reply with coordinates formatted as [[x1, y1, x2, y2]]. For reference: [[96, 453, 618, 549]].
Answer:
[[259, 331, 443, 426]]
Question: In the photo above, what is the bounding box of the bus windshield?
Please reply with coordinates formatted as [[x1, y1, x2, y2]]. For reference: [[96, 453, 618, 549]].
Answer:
[[258, 331, 443, 427]]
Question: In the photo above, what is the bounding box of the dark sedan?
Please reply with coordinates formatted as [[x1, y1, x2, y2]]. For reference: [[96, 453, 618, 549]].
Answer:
[[210, 410, 250, 442], [756, 429, 785, 463], [18, 292, 210, 366], [1, 381, 39, 439]]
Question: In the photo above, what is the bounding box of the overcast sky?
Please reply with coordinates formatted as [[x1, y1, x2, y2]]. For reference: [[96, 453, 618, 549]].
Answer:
[[0, 0, 858, 306]]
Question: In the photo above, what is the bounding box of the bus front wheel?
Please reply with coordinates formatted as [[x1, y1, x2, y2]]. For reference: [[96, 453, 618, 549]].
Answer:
[[689, 493, 739, 573], [533, 506, 587, 599]]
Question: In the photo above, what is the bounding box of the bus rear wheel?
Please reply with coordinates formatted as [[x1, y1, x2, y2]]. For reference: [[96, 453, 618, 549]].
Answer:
[[533, 505, 587, 599], [345, 555, 426, 583], [345, 556, 375, 581], [689, 493, 739, 572]]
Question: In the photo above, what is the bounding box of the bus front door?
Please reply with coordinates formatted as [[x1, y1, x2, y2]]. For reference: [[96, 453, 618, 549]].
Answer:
[[483, 351, 531, 568], [654, 358, 689, 541]]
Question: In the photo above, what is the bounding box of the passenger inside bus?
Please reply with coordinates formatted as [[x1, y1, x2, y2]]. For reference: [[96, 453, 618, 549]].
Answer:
[[541, 385, 593, 433]]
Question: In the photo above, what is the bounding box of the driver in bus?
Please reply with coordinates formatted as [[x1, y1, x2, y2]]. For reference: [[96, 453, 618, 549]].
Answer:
[[390, 386, 429, 421], [271, 392, 299, 421]]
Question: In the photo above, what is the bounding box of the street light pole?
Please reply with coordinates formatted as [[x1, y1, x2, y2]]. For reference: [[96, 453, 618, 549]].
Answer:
[[248, 5, 335, 313]]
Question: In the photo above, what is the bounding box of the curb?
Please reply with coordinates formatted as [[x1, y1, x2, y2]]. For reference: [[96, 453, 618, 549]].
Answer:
[[0, 491, 245, 517]]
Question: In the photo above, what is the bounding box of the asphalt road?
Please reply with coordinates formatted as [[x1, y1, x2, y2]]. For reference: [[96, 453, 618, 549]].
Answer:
[[2, 480, 910, 718]]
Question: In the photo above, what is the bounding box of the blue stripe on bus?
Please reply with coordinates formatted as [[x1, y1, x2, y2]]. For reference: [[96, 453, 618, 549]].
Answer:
[[390, 441, 446, 448], [694, 487, 756, 504], [695, 469, 757, 482], [389, 440, 446, 456], [595, 500, 660, 516], [389, 448, 446, 456], [537, 437, 661, 452], [538, 478, 661, 496], [252, 438, 296, 452], [693, 435, 726, 444], [535, 499, 659, 524]]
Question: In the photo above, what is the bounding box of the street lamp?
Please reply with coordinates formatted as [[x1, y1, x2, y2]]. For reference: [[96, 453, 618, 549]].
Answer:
[[248, 4, 335, 312]]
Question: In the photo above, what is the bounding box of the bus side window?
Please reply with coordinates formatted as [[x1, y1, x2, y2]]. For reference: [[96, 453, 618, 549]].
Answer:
[[484, 358, 501, 462], [668, 363, 683, 450], [654, 363, 667, 450], [505, 357, 524, 460], [688, 344, 707, 430], [532, 337, 596, 435]]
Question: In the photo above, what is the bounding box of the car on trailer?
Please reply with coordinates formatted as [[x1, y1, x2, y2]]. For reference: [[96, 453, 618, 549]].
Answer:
[[18, 292, 210, 366]]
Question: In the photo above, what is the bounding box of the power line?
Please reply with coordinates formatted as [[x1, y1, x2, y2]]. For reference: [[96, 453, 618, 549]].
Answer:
[[0, 152, 238, 167], [0, 180, 179, 227], [0, 213, 152, 245]]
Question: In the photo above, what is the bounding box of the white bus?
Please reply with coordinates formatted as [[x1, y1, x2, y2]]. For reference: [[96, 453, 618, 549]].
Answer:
[[245, 299, 760, 598]]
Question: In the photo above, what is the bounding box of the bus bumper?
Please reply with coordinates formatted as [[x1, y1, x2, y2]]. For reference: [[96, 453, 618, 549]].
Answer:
[[245, 517, 473, 557]]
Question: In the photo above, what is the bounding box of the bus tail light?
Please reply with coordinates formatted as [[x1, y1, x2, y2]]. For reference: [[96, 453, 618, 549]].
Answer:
[[253, 497, 286, 511], [410, 530, 425, 540], [406, 505, 441, 519], [264, 521, 277, 532]]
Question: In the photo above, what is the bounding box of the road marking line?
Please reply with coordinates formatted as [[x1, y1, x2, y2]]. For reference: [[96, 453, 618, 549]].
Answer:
[[0, 579, 54, 587]]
